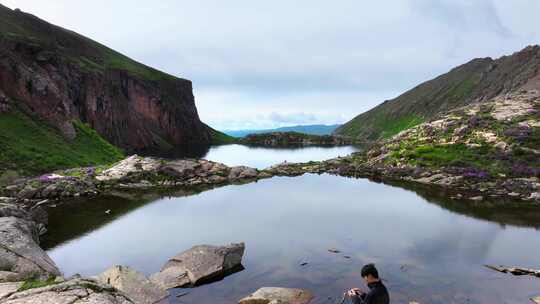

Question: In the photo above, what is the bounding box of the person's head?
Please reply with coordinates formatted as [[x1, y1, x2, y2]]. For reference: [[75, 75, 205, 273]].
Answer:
[[361, 264, 379, 283]]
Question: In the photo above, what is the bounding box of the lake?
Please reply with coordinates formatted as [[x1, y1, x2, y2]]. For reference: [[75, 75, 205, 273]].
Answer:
[[43, 145, 540, 304], [142, 144, 361, 169]]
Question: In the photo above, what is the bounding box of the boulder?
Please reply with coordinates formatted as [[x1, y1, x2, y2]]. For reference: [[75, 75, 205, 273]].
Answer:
[[96, 156, 161, 181], [0, 282, 22, 299], [159, 160, 200, 179], [229, 166, 258, 179], [239, 287, 314, 304], [96, 265, 168, 304], [0, 217, 61, 281], [150, 243, 245, 289], [0, 278, 134, 304]]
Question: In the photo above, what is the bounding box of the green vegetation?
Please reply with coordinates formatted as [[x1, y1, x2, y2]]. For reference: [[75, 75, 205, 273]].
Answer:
[[209, 127, 237, 144], [389, 143, 489, 167], [18, 277, 59, 292], [379, 115, 424, 139], [0, 109, 124, 176]]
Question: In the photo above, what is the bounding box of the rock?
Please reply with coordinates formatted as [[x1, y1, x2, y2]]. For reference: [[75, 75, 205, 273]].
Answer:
[[229, 166, 258, 179], [0, 217, 61, 281], [159, 160, 200, 179], [531, 296, 540, 304], [528, 191, 540, 202], [150, 243, 245, 289], [494, 141, 508, 150], [0, 278, 134, 303], [97, 265, 169, 304], [328, 248, 340, 253], [96, 156, 161, 181], [0, 282, 22, 299], [17, 186, 37, 199], [469, 196, 483, 201], [239, 287, 314, 304]]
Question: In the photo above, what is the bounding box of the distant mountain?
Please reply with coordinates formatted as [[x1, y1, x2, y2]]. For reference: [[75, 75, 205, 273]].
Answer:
[[335, 45, 540, 141], [224, 124, 341, 138]]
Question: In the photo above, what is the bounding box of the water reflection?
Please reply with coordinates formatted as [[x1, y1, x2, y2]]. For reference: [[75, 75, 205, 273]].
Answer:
[[44, 174, 540, 304]]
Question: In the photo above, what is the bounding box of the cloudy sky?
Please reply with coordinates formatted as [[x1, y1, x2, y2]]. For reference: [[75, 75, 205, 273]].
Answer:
[[4, 1, 540, 130]]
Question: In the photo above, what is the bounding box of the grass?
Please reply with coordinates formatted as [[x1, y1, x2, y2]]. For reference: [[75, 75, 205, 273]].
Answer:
[[0, 108, 124, 177], [379, 115, 424, 139], [387, 143, 501, 173], [209, 128, 237, 144], [17, 277, 59, 292]]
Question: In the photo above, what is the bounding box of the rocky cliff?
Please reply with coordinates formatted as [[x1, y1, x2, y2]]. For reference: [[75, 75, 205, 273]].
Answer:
[[0, 5, 213, 154], [336, 45, 540, 141]]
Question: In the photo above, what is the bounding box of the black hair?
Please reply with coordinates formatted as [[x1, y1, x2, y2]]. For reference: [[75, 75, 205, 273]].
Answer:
[[361, 263, 379, 279]]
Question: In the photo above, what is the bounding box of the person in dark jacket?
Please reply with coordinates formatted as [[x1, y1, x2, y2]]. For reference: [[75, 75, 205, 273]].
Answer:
[[346, 264, 389, 304]]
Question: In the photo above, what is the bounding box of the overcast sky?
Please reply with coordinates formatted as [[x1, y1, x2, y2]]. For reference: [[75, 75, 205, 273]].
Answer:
[[4, 1, 540, 130]]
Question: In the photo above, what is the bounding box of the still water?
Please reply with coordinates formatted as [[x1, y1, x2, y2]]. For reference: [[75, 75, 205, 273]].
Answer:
[[43, 146, 540, 304], [143, 144, 360, 169]]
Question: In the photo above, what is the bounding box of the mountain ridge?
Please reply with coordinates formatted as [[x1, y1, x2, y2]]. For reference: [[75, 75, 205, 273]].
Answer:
[[223, 124, 341, 137], [335, 45, 540, 141]]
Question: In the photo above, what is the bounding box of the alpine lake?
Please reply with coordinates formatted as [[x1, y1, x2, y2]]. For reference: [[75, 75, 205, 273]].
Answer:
[[42, 144, 540, 304]]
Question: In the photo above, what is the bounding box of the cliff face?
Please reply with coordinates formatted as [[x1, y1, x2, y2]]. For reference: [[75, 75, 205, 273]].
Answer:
[[0, 5, 212, 153], [336, 45, 540, 141]]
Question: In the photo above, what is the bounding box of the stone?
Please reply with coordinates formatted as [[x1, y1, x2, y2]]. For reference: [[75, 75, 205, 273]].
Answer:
[[96, 156, 161, 181], [0, 278, 134, 304], [159, 160, 200, 179], [229, 166, 258, 179], [469, 196, 483, 201], [0, 282, 22, 299], [239, 287, 314, 304], [531, 296, 540, 304], [150, 243, 245, 289], [0, 217, 61, 281], [528, 191, 540, 202], [96, 265, 169, 304]]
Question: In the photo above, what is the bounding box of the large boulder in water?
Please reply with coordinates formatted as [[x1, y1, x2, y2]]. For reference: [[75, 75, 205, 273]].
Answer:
[[150, 243, 245, 289], [0, 217, 60, 282], [239, 287, 314, 304], [97, 265, 169, 304]]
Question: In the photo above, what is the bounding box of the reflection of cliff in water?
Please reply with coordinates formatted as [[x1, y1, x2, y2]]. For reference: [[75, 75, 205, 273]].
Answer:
[[42, 184, 223, 250], [43, 174, 540, 252]]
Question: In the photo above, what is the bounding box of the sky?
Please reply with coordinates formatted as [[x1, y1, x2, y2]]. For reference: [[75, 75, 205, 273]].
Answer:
[[3, 1, 540, 130]]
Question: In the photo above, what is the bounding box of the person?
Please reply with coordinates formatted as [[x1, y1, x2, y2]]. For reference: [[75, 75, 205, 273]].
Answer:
[[345, 264, 389, 304]]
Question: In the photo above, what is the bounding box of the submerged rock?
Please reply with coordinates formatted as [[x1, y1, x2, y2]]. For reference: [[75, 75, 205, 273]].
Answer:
[[239, 287, 314, 304], [0, 216, 61, 282], [0, 278, 134, 303], [97, 265, 169, 304], [150, 243, 245, 289]]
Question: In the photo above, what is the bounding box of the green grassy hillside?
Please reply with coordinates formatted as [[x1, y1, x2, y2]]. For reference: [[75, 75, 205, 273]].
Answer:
[[0, 107, 123, 180]]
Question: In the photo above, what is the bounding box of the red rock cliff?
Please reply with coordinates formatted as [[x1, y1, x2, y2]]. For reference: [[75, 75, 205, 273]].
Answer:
[[0, 5, 212, 152]]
